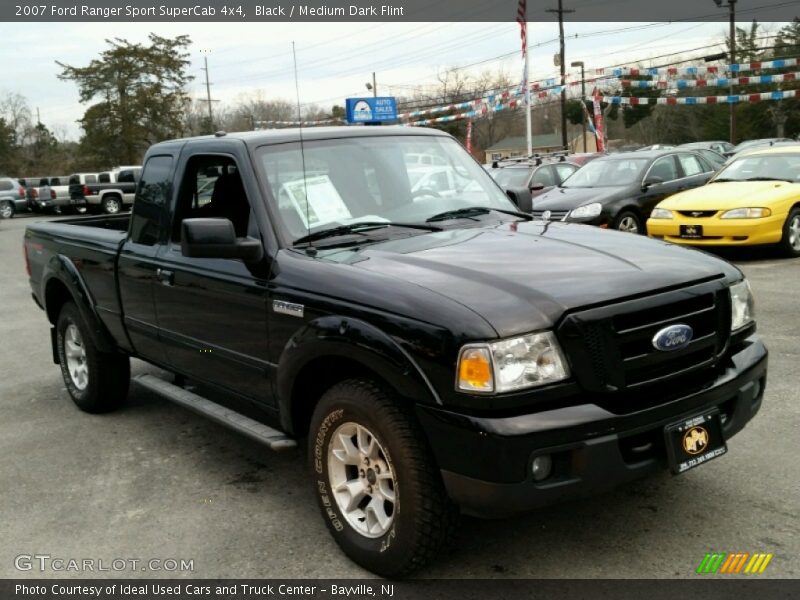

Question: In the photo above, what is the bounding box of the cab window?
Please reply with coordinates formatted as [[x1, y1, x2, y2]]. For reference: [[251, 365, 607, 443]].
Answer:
[[172, 155, 253, 241]]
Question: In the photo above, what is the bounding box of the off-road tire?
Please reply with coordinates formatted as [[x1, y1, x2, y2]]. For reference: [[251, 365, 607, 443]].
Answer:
[[778, 207, 800, 258], [56, 302, 130, 413], [309, 379, 458, 577]]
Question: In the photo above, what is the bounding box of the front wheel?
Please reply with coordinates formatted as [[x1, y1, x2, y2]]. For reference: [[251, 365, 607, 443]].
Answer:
[[102, 196, 121, 214], [309, 379, 458, 577], [613, 210, 644, 234], [779, 208, 800, 257], [0, 201, 14, 219], [56, 302, 130, 413]]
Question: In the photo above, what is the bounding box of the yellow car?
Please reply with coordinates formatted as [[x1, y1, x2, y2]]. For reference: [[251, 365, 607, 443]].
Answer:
[[647, 145, 800, 257]]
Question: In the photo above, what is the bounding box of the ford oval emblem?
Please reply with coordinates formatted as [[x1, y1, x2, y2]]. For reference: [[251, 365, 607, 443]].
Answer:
[[652, 324, 693, 352]]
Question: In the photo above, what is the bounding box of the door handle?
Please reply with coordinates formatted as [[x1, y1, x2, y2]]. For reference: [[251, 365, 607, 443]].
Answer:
[[156, 268, 174, 286]]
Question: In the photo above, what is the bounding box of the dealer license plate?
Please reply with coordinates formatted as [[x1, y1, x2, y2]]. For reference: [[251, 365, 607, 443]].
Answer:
[[679, 224, 703, 239], [665, 411, 727, 474]]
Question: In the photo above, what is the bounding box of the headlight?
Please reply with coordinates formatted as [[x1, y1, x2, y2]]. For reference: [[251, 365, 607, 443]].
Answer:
[[570, 202, 602, 219], [730, 279, 755, 332], [650, 208, 673, 219], [457, 332, 569, 394], [720, 207, 771, 219]]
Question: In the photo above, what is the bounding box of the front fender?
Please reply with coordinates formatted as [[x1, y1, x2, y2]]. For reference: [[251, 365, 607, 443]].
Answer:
[[43, 254, 115, 354], [276, 315, 440, 432]]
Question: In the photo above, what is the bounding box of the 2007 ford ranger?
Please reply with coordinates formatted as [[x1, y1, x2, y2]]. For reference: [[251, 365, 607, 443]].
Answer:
[[25, 127, 767, 576]]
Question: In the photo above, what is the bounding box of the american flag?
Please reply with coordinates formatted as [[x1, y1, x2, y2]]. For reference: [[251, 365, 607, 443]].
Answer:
[[517, 0, 527, 57]]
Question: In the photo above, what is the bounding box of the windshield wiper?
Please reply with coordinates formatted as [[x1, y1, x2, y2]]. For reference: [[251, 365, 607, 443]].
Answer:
[[293, 221, 442, 246], [425, 206, 533, 223], [709, 178, 738, 183]]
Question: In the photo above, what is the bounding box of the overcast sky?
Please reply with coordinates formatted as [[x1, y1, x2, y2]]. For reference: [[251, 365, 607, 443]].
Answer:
[[0, 20, 787, 139]]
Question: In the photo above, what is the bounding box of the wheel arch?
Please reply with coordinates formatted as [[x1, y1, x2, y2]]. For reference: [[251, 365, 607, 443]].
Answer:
[[43, 255, 116, 353], [277, 316, 440, 437]]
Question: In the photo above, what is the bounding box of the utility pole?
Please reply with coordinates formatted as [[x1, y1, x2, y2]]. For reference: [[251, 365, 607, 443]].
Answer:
[[200, 49, 215, 132], [372, 72, 377, 98], [714, 0, 737, 143], [571, 61, 586, 152], [547, 0, 574, 150]]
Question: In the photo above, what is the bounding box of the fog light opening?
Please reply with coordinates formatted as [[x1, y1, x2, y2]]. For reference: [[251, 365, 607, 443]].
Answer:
[[531, 455, 553, 481]]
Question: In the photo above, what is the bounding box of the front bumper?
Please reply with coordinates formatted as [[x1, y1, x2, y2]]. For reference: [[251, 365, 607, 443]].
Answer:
[[647, 214, 784, 246], [416, 335, 767, 517]]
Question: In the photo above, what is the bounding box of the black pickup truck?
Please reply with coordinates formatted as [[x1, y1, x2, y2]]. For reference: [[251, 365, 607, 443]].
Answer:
[[25, 127, 767, 576]]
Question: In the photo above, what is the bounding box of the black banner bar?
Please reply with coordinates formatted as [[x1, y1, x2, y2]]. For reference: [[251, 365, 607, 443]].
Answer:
[[3, 580, 800, 600], [3, 0, 800, 22]]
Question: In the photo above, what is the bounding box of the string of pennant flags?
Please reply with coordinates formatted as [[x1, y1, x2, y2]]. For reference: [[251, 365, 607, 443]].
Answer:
[[621, 71, 799, 89], [603, 89, 798, 105], [596, 57, 799, 78], [253, 55, 800, 128]]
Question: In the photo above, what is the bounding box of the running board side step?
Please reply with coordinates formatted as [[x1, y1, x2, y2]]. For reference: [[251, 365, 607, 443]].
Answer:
[[134, 374, 297, 450]]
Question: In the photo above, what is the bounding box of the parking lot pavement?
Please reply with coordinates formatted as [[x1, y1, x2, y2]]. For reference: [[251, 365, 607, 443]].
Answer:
[[1, 214, 798, 579]]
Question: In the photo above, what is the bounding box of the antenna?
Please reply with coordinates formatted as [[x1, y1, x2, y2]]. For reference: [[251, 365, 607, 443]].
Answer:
[[292, 41, 315, 255]]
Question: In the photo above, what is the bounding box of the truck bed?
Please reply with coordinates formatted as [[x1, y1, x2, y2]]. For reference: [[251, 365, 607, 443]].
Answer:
[[25, 214, 131, 340]]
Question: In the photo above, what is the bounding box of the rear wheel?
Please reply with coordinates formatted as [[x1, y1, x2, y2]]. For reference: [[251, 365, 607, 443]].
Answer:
[[56, 302, 130, 413], [102, 195, 121, 214], [309, 379, 458, 577], [779, 208, 800, 258], [613, 210, 643, 234], [0, 201, 14, 219]]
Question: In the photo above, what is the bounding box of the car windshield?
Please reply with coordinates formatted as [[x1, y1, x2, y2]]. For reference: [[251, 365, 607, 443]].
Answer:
[[560, 157, 649, 188], [712, 154, 800, 183], [256, 135, 517, 243], [492, 167, 532, 188]]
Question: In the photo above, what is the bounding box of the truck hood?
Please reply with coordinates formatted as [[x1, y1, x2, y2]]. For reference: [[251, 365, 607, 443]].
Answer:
[[658, 180, 800, 210], [532, 186, 628, 211], [331, 220, 737, 337]]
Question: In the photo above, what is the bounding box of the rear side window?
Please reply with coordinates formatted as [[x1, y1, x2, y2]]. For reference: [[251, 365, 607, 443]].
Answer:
[[98, 173, 111, 183], [117, 170, 135, 183], [678, 153, 708, 177], [129, 155, 173, 246], [85, 174, 97, 184], [0, 180, 12, 191], [39, 178, 49, 186]]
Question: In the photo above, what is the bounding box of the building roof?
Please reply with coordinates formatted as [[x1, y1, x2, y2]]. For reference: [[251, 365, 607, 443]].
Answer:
[[486, 134, 564, 152]]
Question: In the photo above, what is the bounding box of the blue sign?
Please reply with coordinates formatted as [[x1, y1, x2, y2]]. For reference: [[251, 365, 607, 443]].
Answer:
[[345, 96, 398, 124]]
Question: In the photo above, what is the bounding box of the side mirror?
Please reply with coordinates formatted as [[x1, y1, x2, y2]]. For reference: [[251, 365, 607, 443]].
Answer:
[[181, 218, 263, 262], [529, 182, 545, 192], [642, 175, 664, 189], [506, 188, 533, 213]]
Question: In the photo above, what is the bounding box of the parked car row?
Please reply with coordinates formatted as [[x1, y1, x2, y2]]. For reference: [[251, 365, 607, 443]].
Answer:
[[513, 140, 800, 257], [0, 166, 142, 218]]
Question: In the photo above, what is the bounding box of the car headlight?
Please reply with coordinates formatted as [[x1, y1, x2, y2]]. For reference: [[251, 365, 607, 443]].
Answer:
[[570, 202, 602, 219], [720, 207, 771, 219], [457, 332, 569, 394], [730, 279, 755, 332], [650, 208, 673, 219]]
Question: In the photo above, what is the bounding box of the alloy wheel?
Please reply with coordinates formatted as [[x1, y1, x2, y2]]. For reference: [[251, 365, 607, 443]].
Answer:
[[617, 216, 639, 233], [64, 323, 89, 390], [789, 215, 800, 251], [327, 421, 397, 538]]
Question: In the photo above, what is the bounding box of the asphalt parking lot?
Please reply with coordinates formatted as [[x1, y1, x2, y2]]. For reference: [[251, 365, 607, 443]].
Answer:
[[1, 213, 798, 579]]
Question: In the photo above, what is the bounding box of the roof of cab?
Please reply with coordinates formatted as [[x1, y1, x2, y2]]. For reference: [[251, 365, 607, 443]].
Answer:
[[149, 125, 450, 153]]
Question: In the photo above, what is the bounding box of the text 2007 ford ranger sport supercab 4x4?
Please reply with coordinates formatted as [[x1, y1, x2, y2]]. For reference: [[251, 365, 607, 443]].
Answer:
[[25, 127, 767, 576]]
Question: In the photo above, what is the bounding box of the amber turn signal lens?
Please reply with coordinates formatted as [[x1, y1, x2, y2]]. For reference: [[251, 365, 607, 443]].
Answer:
[[458, 347, 494, 392]]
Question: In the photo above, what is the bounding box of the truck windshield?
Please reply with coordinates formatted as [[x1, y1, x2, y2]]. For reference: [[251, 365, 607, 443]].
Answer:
[[256, 135, 516, 243]]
